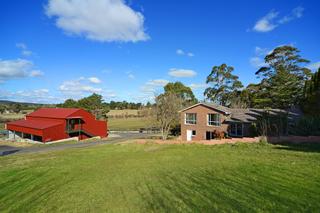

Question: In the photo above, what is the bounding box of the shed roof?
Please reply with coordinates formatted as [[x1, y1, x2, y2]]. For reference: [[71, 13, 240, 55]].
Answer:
[[7, 119, 63, 130], [27, 108, 81, 119]]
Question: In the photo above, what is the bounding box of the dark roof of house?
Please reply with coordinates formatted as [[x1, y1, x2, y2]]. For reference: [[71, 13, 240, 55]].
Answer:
[[226, 108, 256, 123], [180, 103, 300, 123], [27, 108, 81, 119], [202, 103, 231, 114], [7, 119, 63, 130], [227, 108, 299, 123]]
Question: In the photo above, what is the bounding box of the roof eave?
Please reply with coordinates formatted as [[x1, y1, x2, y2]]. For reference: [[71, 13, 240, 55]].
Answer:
[[179, 103, 231, 114]]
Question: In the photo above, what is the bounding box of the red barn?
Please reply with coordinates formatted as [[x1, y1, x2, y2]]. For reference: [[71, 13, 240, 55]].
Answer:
[[6, 108, 108, 143]]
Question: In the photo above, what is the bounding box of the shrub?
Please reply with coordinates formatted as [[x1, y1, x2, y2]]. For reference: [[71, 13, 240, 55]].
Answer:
[[290, 116, 320, 136]]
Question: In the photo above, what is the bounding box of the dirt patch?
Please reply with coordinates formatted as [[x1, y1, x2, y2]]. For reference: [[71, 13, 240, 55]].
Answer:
[[0, 141, 34, 147], [129, 137, 260, 146]]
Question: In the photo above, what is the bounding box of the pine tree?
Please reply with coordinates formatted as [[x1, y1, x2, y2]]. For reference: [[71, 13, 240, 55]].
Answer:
[[254, 46, 311, 109], [303, 68, 320, 115]]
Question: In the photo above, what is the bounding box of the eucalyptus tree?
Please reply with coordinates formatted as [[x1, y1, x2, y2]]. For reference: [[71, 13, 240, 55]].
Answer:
[[204, 63, 243, 106]]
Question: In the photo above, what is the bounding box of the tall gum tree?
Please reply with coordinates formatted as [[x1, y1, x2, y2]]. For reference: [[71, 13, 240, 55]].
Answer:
[[204, 63, 243, 106]]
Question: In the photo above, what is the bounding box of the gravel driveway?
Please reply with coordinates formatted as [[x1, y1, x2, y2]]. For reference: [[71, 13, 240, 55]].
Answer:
[[0, 132, 153, 157]]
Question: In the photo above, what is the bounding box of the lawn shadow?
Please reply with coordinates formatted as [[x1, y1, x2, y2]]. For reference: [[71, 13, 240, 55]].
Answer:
[[0, 145, 21, 156], [272, 142, 320, 153], [136, 168, 307, 212]]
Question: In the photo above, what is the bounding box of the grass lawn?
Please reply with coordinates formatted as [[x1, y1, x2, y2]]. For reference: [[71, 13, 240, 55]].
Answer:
[[0, 142, 320, 212], [108, 117, 151, 131], [0, 123, 4, 130], [0, 137, 105, 148]]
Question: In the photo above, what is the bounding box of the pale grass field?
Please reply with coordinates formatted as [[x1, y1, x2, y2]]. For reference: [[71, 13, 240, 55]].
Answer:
[[0, 113, 26, 120], [108, 117, 152, 131], [107, 109, 139, 116]]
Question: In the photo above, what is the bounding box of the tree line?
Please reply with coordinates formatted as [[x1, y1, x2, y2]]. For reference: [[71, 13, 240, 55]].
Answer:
[[204, 45, 317, 113], [59, 97, 146, 110], [154, 45, 320, 139], [303, 68, 320, 113], [57, 94, 154, 120], [0, 102, 53, 114]]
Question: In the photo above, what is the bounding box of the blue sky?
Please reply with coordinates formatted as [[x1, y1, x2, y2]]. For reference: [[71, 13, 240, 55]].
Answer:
[[1, 0, 319, 104]]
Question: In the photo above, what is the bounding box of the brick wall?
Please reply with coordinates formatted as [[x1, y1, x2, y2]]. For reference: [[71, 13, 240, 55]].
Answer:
[[180, 105, 229, 141]]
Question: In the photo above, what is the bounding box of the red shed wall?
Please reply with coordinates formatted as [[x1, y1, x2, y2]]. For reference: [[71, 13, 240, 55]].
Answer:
[[42, 124, 67, 142], [85, 120, 108, 137], [69, 109, 108, 138], [22, 109, 107, 141], [6, 124, 43, 136]]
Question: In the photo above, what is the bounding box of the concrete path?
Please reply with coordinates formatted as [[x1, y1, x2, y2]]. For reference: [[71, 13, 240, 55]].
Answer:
[[0, 132, 153, 157]]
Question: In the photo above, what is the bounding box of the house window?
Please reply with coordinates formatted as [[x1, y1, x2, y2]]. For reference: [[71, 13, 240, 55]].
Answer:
[[185, 113, 197, 124], [208, 114, 221, 126], [192, 130, 196, 136], [230, 123, 243, 136]]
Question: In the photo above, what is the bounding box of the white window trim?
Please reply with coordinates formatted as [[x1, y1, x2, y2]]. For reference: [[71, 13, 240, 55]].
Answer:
[[185, 113, 197, 125], [207, 113, 221, 127]]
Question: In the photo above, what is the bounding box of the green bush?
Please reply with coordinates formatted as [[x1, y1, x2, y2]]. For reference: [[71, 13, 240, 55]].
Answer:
[[248, 123, 259, 137], [290, 116, 320, 136]]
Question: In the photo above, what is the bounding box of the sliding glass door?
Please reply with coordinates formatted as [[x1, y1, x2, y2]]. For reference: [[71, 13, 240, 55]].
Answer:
[[230, 123, 243, 137]]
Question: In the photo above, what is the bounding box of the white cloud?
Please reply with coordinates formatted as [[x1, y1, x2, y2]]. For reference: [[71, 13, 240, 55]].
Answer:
[[128, 74, 135, 79], [146, 79, 169, 87], [253, 10, 279, 32], [126, 71, 135, 79], [88, 77, 101, 84], [253, 7, 304, 32], [255, 46, 269, 56], [59, 77, 102, 97], [46, 0, 149, 42], [169, 68, 197, 78], [30, 70, 44, 77], [102, 90, 116, 100], [0, 89, 61, 104], [306, 62, 320, 71], [22, 50, 33, 57], [16, 43, 27, 49], [250, 57, 268, 69], [0, 59, 42, 82], [176, 49, 194, 57], [176, 49, 185, 55], [249, 46, 271, 68], [16, 43, 32, 57], [101, 69, 112, 74], [189, 83, 207, 90], [278, 6, 304, 24], [15, 89, 50, 99], [141, 79, 169, 95]]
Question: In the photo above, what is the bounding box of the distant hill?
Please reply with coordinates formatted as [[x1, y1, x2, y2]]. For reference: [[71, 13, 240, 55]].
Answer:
[[0, 100, 54, 106]]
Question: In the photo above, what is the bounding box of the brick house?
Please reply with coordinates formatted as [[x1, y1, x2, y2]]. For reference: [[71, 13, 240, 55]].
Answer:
[[180, 102, 294, 141]]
